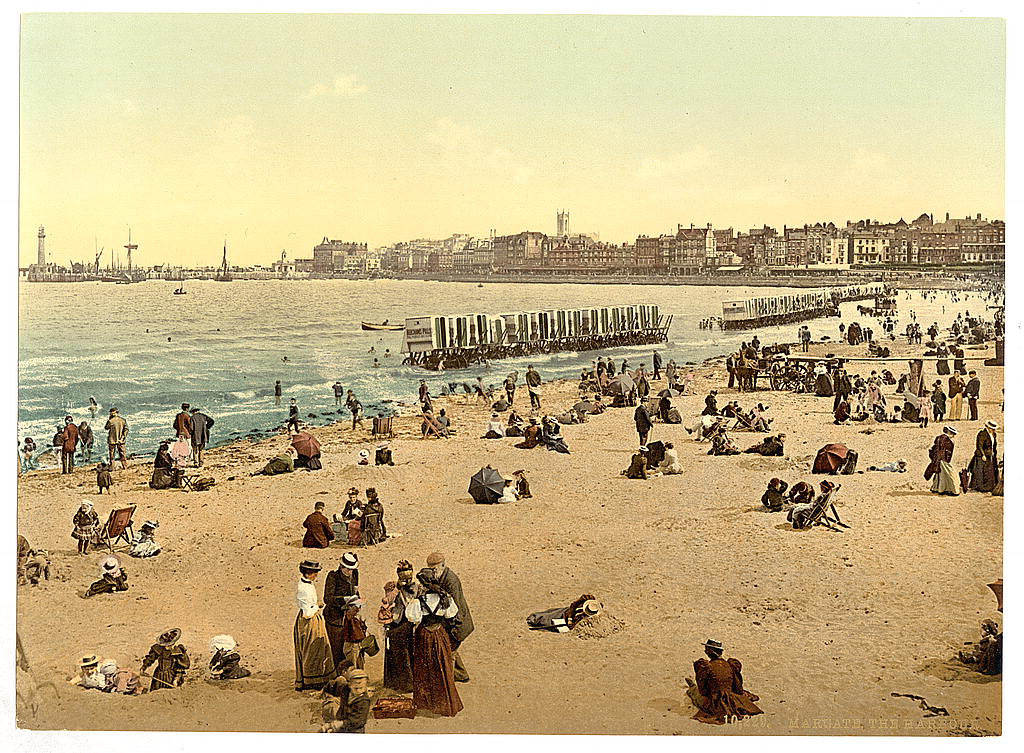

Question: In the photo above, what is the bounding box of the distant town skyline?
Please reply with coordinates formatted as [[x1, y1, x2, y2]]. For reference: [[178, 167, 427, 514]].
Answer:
[[19, 14, 1005, 267]]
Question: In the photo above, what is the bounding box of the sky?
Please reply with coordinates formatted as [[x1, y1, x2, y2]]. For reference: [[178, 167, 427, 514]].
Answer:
[[18, 13, 1005, 268]]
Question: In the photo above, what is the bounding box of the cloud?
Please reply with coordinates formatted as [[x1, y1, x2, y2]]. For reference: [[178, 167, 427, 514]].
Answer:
[[304, 74, 368, 98], [425, 118, 476, 153], [638, 147, 715, 184]]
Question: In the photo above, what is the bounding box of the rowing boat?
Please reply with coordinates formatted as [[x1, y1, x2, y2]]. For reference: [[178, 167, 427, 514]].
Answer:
[[361, 321, 404, 331]]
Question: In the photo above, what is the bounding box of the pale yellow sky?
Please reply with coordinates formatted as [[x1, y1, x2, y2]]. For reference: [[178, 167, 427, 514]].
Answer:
[[19, 14, 1005, 267]]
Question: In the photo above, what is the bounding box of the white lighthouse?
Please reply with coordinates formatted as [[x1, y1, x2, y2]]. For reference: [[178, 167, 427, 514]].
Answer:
[[37, 225, 46, 266]]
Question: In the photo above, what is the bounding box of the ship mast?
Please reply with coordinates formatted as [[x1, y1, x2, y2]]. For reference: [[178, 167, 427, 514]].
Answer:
[[124, 228, 138, 275]]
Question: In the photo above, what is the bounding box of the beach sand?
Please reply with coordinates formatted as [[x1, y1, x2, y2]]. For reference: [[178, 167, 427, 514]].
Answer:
[[16, 337, 1003, 735]]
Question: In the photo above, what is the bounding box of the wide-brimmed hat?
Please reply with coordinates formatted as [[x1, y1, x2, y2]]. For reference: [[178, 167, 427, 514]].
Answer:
[[358, 449, 369, 458], [348, 487, 359, 495], [986, 420, 999, 430], [581, 600, 602, 616], [210, 634, 237, 653], [703, 639, 723, 652], [79, 499, 94, 509], [157, 628, 181, 647], [98, 659, 118, 675], [100, 556, 120, 573], [346, 668, 369, 682], [142, 520, 159, 530], [512, 469, 526, 476], [79, 654, 99, 668], [341, 552, 359, 569], [944, 426, 958, 435], [639, 446, 648, 452], [299, 559, 322, 573]]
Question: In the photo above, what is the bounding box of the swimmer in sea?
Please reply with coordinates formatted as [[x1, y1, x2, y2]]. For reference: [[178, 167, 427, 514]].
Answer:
[[282, 356, 289, 363], [373, 358, 380, 368], [88, 397, 98, 420], [369, 347, 375, 354], [384, 349, 391, 357]]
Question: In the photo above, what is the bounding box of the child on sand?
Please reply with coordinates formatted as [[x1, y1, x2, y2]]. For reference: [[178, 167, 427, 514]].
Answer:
[[96, 462, 113, 494], [72, 500, 100, 554]]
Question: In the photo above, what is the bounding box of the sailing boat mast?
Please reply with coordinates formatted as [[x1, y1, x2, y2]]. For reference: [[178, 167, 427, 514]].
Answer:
[[215, 239, 233, 281]]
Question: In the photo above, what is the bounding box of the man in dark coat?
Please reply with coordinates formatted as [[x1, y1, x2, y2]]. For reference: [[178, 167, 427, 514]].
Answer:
[[832, 369, 852, 412], [969, 421, 999, 492], [702, 391, 719, 416], [429, 552, 473, 683], [964, 370, 981, 421], [189, 407, 214, 466], [634, 399, 653, 446], [324, 552, 366, 671], [61, 416, 79, 474], [303, 501, 335, 548], [173, 403, 193, 441], [652, 351, 663, 380]]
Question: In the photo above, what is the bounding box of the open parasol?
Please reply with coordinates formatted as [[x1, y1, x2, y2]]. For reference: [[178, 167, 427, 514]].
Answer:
[[657, 388, 680, 398], [988, 579, 1003, 612], [290, 431, 322, 458], [812, 443, 849, 474], [573, 400, 594, 414], [607, 373, 635, 396], [469, 467, 507, 504]]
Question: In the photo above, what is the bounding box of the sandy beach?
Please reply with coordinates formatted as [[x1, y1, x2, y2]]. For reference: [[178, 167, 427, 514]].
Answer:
[[16, 336, 1003, 736]]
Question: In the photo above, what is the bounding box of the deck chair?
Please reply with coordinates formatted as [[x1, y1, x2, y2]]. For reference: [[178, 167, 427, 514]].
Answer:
[[372, 415, 394, 438], [790, 489, 849, 531], [99, 506, 136, 551]]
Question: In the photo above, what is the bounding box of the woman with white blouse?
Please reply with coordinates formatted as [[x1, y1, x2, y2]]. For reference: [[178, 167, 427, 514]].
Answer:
[[294, 560, 336, 691]]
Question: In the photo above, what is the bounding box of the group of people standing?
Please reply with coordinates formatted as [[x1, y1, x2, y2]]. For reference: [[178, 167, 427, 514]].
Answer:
[[293, 551, 473, 720]]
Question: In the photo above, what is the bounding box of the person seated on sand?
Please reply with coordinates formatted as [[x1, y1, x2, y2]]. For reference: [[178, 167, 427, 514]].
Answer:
[[958, 619, 1002, 676], [18, 537, 51, 585], [588, 394, 607, 414], [374, 443, 394, 466], [129, 520, 161, 558], [833, 399, 851, 424], [434, 408, 452, 437], [149, 442, 179, 489], [420, 409, 443, 439], [743, 433, 785, 457], [209, 635, 252, 680], [708, 429, 740, 456], [787, 480, 814, 507], [653, 442, 681, 475], [98, 658, 143, 695], [85, 556, 129, 597], [256, 447, 296, 476], [482, 413, 505, 439], [687, 415, 735, 442], [505, 409, 525, 437], [321, 668, 372, 733], [516, 417, 542, 449], [558, 408, 586, 425], [491, 397, 510, 412], [685, 639, 763, 725], [867, 459, 908, 473], [72, 655, 107, 690], [760, 478, 789, 511], [527, 594, 601, 633], [622, 447, 651, 479], [512, 469, 532, 498], [498, 479, 519, 504], [303, 501, 335, 549], [540, 416, 570, 454], [702, 391, 719, 416]]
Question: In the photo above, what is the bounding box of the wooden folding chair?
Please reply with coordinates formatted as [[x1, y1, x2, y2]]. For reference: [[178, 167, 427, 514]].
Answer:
[[99, 506, 137, 551]]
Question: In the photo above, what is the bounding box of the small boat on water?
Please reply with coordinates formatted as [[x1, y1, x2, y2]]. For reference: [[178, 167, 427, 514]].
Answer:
[[361, 320, 404, 331], [173, 285, 187, 295]]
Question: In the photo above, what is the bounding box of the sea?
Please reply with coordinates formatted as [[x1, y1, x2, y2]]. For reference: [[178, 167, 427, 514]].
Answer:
[[18, 279, 987, 461]]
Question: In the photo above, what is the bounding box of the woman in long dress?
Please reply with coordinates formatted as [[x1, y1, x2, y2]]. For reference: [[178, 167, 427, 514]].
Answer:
[[405, 568, 463, 716], [925, 426, 959, 496], [149, 442, 177, 489], [294, 560, 336, 691], [382, 560, 418, 693]]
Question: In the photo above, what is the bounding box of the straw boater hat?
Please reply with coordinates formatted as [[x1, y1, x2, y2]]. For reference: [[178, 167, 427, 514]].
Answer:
[[704, 639, 724, 652], [944, 426, 958, 436], [986, 420, 999, 431], [157, 628, 182, 647], [581, 600, 602, 617], [79, 654, 99, 668], [80, 499, 94, 509], [341, 552, 359, 569], [141, 520, 159, 530], [100, 556, 121, 577], [299, 559, 322, 574]]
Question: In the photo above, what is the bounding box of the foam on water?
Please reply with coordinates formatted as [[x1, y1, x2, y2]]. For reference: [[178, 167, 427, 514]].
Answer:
[[18, 280, 984, 462]]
